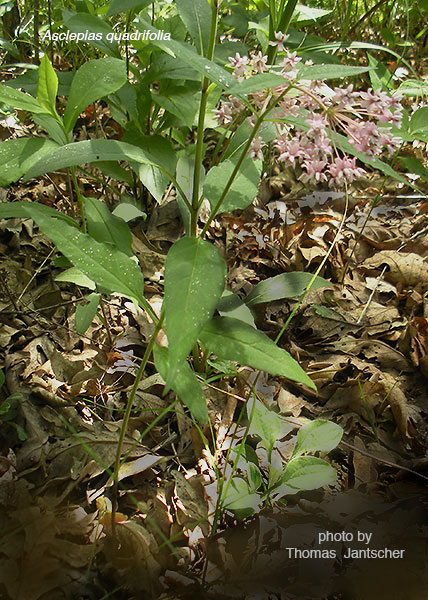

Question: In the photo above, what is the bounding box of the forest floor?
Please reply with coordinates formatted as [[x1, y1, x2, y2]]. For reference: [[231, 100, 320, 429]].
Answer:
[[1, 105, 428, 600]]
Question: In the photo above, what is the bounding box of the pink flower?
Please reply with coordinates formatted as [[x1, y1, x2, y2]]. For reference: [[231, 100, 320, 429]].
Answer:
[[228, 53, 250, 77], [250, 136, 265, 160], [299, 160, 328, 184], [269, 31, 289, 52], [328, 157, 366, 186], [250, 51, 269, 73]]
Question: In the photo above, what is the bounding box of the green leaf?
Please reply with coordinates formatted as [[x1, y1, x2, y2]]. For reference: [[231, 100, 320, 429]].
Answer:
[[0, 368, 4, 389], [84, 197, 133, 256], [55, 267, 96, 290], [203, 158, 261, 214], [199, 317, 316, 390], [409, 107, 428, 142], [217, 289, 256, 327], [293, 4, 331, 22], [63, 58, 127, 132], [367, 53, 393, 91], [176, 0, 212, 56], [297, 64, 373, 81], [136, 18, 236, 90], [112, 202, 146, 222], [399, 156, 428, 184], [152, 85, 199, 128], [0, 138, 59, 186], [247, 396, 281, 456], [37, 54, 59, 118], [248, 462, 262, 491], [0, 84, 48, 114], [136, 164, 169, 203], [227, 72, 291, 96], [108, 0, 152, 16], [164, 237, 226, 385], [245, 272, 332, 307], [279, 455, 336, 490], [30, 214, 145, 305], [222, 477, 261, 517], [122, 131, 178, 175], [292, 419, 343, 458], [153, 345, 208, 423], [23, 139, 175, 182], [75, 293, 101, 334], [63, 10, 121, 57], [0, 200, 76, 226]]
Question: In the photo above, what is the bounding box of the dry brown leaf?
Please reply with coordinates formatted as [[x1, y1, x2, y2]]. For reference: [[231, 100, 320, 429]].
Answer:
[[361, 251, 428, 292]]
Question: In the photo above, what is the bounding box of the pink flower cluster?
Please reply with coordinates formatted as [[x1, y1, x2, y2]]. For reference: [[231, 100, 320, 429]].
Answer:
[[214, 43, 404, 188]]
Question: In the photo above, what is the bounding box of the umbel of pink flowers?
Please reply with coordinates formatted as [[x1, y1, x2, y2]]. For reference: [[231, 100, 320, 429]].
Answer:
[[214, 37, 403, 188]]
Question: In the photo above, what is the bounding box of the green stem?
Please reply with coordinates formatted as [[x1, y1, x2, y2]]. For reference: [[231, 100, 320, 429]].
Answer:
[[111, 311, 165, 533], [201, 86, 291, 237], [190, 0, 219, 236]]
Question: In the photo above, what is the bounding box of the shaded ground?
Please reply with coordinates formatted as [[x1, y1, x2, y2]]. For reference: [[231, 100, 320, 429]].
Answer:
[[1, 141, 428, 599]]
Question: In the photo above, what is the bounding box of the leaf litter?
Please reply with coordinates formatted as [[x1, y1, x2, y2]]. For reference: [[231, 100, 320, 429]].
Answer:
[[1, 142, 428, 600]]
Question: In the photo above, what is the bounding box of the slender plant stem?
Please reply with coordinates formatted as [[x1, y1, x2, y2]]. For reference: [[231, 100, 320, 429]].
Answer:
[[111, 311, 165, 533], [190, 0, 219, 236]]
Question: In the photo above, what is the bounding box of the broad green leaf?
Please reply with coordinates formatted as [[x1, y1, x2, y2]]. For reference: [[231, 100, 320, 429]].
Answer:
[[152, 85, 199, 128], [122, 131, 178, 175], [409, 107, 428, 142], [176, 0, 211, 56], [32, 113, 69, 145], [153, 345, 208, 423], [175, 152, 203, 234], [29, 214, 145, 305], [292, 420, 343, 458], [227, 72, 291, 96], [245, 272, 332, 307], [199, 317, 316, 390], [63, 11, 121, 57], [398, 78, 428, 97], [84, 197, 133, 256], [63, 58, 127, 132], [367, 54, 393, 91], [247, 397, 281, 456], [136, 164, 169, 203], [23, 139, 175, 182], [248, 462, 262, 491], [0, 138, 59, 186], [399, 156, 428, 184], [203, 158, 261, 214], [279, 456, 336, 490], [164, 237, 226, 385], [97, 161, 134, 186], [217, 289, 256, 327], [136, 18, 236, 90], [108, 0, 152, 16], [144, 54, 201, 83], [74, 293, 101, 334], [55, 267, 96, 290], [222, 477, 261, 516], [37, 54, 58, 117], [0, 200, 76, 226], [293, 4, 331, 21], [112, 202, 146, 222], [0, 84, 48, 114], [297, 64, 373, 81]]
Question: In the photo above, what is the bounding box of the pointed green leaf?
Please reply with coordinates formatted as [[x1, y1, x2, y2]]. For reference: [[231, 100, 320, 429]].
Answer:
[[164, 237, 226, 385], [280, 456, 336, 490], [153, 345, 208, 423], [0, 84, 48, 114], [23, 139, 174, 182], [217, 289, 255, 327], [223, 477, 261, 517], [409, 107, 428, 142], [108, 0, 152, 16], [37, 54, 59, 117], [245, 272, 332, 307], [199, 317, 316, 390], [297, 64, 373, 81], [176, 0, 212, 56], [292, 420, 343, 458], [136, 18, 236, 90], [29, 214, 145, 305], [203, 158, 261, 214], [247, 397, 281, 456], [0, 138, 59, 186], [0, 200, 76, 225], [63, 58, 127, 132], [84, 197, 133, 256], [75, 293, 101, 334], [55, 267, 96, 290], [63, 11, 121, 57]]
